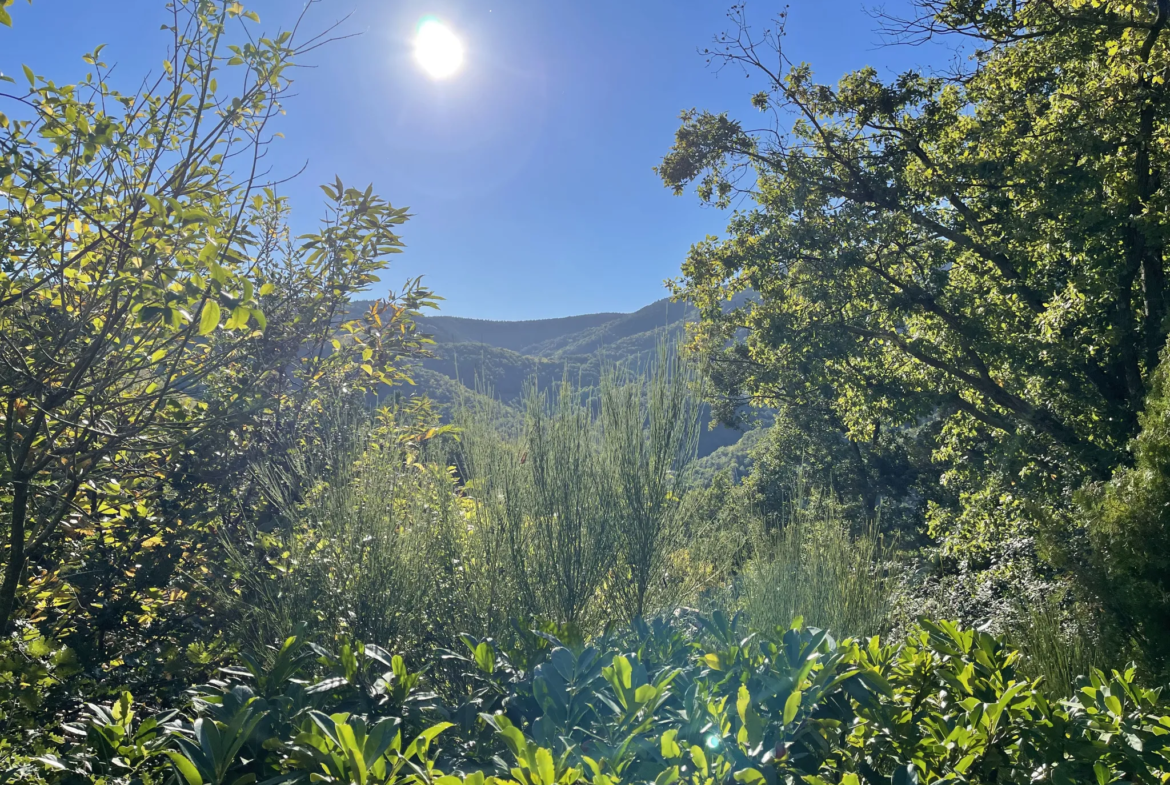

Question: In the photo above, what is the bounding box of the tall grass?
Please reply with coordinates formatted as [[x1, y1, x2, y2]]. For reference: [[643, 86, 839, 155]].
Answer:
[[737, 487, 894, 637], [224, 345, 736, 654], [469, 377, 620, 627], [1010, 590, 1107, 697], [601, 343, 702, 619]]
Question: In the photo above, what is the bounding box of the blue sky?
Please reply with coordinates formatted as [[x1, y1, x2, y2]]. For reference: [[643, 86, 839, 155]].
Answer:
[[2, 1, 957, 320]]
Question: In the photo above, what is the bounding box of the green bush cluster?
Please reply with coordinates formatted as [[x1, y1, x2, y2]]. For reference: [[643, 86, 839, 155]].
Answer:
[[34, 613, 1170, 785]]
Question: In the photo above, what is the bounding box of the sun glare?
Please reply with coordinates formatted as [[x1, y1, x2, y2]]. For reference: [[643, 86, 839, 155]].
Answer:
[[414, 19, 464, 80]]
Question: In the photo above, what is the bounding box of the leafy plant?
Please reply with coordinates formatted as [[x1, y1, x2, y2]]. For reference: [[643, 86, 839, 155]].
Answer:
[[38, 692, 176, 783], [288, 711, 452, 785], [168, 706, 266, 785], [39, 613, 1170, 785]]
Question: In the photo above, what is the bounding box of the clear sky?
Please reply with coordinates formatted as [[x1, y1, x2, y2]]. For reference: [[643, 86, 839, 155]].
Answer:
[[2, 1, 957, 320]]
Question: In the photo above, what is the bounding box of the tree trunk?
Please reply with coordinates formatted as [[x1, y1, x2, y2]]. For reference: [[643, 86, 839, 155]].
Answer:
[[0, 480, 30, 635]]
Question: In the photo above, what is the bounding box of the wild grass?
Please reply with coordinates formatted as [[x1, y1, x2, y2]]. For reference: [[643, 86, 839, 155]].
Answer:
[[224, 349, 890, 660], [601, 343, 703, 619], [736, 487, 895, 638], [1010, 589, 1108, 697]]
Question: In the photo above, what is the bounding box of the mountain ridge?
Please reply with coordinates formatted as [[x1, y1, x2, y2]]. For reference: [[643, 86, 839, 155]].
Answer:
[[413, 297, 696, 358], [365, 295, 756, 462]]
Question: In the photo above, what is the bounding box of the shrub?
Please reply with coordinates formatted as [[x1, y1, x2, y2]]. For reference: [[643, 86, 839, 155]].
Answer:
[[38, 614, 1170, 785], [456, 346, 724, 632], [601, 344, 702, 620], [458, 378, 618, 630], [223, 402, 476, 655]]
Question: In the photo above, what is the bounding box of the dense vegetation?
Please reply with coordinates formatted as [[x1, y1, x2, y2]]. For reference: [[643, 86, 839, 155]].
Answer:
[[6, 0, 1170, 783]]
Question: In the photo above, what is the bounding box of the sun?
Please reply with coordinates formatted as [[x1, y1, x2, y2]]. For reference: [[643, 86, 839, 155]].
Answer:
[[414, 18, 464, 80]]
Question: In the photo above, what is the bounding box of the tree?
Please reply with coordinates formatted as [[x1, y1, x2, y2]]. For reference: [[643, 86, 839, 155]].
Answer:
[[0, 0, 435, 639], [1081, 342, 1170, 674], [659, 1, 1170, 554]]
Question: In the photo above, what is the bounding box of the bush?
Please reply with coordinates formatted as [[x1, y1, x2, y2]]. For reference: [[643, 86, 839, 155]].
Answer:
[[223, 402, 481, 655], [36, 613, 1170, 785], [456, 347, 727, 633]]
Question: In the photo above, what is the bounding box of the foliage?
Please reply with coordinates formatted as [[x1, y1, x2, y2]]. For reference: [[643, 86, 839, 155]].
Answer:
[[30, 612, 1170, 785], [456, 348, 728, 631], [658, 0, 1170, 587], [1080, 341, 1170, 676], [14, 0, 1170, 780], [1008, 589, 1107, 700], [460, 377, 619, 629], [223, 399, 470, 654], [0, 0, 438, 752], [601, 344, 702, 619], [222, 346, 721, 663]]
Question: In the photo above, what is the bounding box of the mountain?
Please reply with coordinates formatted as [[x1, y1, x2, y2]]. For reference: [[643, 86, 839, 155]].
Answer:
[[417, 312, 624, 354], [416, 298, 696, 360], [369, 297, 755, 460]]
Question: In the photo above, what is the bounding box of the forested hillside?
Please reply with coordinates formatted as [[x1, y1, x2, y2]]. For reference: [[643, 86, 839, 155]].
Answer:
[[402, 298, 747, 458]]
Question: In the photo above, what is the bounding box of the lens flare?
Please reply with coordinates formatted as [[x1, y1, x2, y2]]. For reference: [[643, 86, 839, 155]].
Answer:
[[414, 18, 464, 79]]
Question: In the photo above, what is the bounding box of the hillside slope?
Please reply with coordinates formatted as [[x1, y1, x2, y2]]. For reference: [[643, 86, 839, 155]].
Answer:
[[525, 298, 695, 358], [380, 296, 757, 461], [417, 311, 624, 354]]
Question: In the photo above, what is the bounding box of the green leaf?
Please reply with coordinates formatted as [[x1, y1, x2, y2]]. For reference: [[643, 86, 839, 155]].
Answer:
[[783, 689, 801, 725], [612, 655, 632, 688], [737, 685, 764, 748], [661, 729, 681, 759], [535, 747, 555, 785], [733, 769, 766, 785], [474, 641, 495, 674], [634, 684, 657, 705], [199, 300, 221, 335], [166, 751, 204, 785], [405, 721, 454, 759], [689, 745, 708, 776], [335, 721, 366, 782], [495, 722, 526, 757], [654, 767, 680, 785], [858, 669, 894, 698], [228, 306, 251, 329]]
